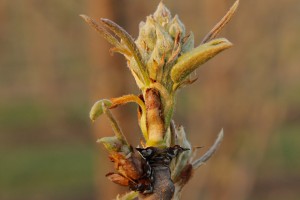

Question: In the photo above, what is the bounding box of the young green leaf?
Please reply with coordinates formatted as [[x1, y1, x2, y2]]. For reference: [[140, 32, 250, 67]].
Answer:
[[89, 99, 112, 121], [80, 15, 122, 48], [171, 38, 232, 85], [100, 18, 150, 86]]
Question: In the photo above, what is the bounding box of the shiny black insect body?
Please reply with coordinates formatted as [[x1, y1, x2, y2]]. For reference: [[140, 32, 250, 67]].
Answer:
[[134, 145, 189, 193]]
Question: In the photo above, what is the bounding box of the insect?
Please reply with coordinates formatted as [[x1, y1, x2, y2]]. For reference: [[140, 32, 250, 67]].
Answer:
[[106, 145, 189, 194]]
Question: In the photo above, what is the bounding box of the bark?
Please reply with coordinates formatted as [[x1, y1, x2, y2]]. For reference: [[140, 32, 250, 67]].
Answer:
[[139, 166, 174, 200]]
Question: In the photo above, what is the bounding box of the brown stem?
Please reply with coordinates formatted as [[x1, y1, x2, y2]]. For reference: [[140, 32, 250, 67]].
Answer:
[[139, 166, 175, 200], [144, 88, 165, 146]]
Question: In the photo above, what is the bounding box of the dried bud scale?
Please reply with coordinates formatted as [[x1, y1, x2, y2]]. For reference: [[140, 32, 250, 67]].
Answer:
[[81, 1, 239, 199]]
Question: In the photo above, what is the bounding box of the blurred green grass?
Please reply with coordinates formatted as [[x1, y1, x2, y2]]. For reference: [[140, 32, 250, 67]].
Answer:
[[249, 123, 300, 200], [0, 99, 95, 200], [0, 143, 95, 200], [261, 123, 300, 174], [0, 101, 48, 131]]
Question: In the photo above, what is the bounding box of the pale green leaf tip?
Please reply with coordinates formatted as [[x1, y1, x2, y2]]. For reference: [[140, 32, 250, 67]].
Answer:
[[79, 14, 87, 19], [79, 14, 92, 24], [96, 138, 102, 143], [218, 128, 224, 140], [97, 136, 123, 152], [89, 99, 112, 121], [96, 137, 106, 144], [208, 38, 232, 47]]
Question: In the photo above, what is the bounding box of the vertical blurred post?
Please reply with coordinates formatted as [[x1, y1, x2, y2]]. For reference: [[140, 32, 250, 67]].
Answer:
[[86, 0, 127, 199]]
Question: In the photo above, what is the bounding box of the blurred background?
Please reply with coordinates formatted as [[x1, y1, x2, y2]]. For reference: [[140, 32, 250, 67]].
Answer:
[[1, 0, 299, 199]]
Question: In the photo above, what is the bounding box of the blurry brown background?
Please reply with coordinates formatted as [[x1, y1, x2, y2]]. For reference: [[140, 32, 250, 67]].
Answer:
[[1, 0, 299, 199]]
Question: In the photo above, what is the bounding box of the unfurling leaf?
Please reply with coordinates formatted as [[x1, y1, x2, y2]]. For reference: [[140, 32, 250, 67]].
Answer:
[[97, 136, 131, 154], [181, 32, 194, 53], [80, 15, 122, 48], [171, 38, 232, 84], [171, 126, 192, 182], [89, 99, 112, 121], [100, 18, 150, 86]]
